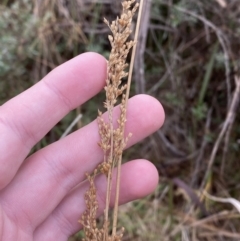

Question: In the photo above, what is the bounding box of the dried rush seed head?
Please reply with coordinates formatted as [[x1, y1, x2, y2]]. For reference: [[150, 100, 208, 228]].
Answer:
[[79, 1, 139, 240]]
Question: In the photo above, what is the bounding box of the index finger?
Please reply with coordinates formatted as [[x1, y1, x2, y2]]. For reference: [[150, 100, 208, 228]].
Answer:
[[0, 52, 107, 189]]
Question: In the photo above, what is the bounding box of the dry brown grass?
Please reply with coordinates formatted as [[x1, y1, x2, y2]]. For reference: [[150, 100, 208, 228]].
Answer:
[[79, 1, 141, 240], [1, 0, 240, 240]]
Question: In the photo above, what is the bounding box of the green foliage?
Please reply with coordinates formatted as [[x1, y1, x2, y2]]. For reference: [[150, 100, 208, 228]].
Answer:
[[191, 103, 207, 121], [0, 1, 36, 102]]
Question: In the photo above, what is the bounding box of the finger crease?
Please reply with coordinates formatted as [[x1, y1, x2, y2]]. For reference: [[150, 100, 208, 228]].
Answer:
[[42, 79, 73, 113]]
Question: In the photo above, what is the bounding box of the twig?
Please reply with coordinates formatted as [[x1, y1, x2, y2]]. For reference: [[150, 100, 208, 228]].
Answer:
[[150, 27, 176, 89], [173, 178, 208, 217], [200, 76, 240, 190], [60, 113, 82, 139], [221, 73, 240, 175], [191, 108, 212, 187], [220, 114, 233, 176], [156, 130, 186, 157], [215, 0, 227, 8]]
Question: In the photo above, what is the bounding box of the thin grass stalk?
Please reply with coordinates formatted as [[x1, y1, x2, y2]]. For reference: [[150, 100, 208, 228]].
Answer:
[[104, 122, 114, 233], [112, 155, 122, 236], [112, 0, 144, 236], [125, 0, 144, 104]]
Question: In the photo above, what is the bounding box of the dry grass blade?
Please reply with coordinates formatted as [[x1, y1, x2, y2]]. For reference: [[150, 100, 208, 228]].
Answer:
[[204, 192, 240, 213], [215, 0, 227, 8], [201, 76, 240, 190]]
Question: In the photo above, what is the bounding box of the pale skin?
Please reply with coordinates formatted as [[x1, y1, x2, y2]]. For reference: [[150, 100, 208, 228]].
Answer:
[[0, 52, 165, 241]]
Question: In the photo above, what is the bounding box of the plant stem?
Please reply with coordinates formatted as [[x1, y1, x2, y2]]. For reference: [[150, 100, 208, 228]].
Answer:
[[104, 117, 114, 240], [112, 155, 122, 236], [125, 0, 144, 106], [112, 0, 144, 236]]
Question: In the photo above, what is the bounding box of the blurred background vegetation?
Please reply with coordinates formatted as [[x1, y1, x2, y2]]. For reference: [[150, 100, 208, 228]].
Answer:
[[1, 0, 240, 240]]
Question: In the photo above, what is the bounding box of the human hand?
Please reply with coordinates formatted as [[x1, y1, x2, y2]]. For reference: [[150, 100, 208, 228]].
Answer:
[[0, 53, 165, 241]]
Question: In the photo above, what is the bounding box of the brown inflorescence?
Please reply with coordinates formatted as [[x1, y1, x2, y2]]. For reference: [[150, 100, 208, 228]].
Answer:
[[79, 1, 139, 240]]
